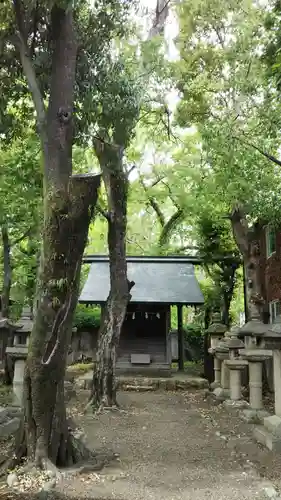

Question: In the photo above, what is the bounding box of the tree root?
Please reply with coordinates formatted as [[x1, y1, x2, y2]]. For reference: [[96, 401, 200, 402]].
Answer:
[[0, 429, 103, 481], [41, 458, 62, 480], [85, 393, 126, 415]]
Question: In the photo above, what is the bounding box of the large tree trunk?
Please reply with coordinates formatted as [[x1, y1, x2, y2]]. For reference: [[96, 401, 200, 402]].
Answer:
[[90, 140, 134, 408], [23, 174, 100, 466], [1, 224, 11, 318], [221, 262, 237, 326], [12, 4, 102, 468], [230, 206, 264, 319], [1, 224, 14, 384]]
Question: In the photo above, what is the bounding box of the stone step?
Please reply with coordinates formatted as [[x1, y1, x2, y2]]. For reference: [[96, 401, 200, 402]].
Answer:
[[123, 385, 155, 392], [253, 425, 281, 452], [263, 414, 281, 435], [76, 373, 209, 392], [0, 407, 10, 425], [5, 406, 22, 419], [0, 417, 20, 438]]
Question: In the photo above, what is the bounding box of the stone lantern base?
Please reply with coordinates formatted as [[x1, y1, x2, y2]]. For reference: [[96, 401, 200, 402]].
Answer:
[[213, 386, 230, 400], [6, 346, 28, 407], [253, 416, 281, 452], [241, 409, 270, 424], [213, 353, 230, 400], [224, 399, 249, 410]]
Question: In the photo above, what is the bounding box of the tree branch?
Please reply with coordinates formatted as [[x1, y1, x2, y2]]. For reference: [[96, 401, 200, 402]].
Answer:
[[42, 262, 79, 366], [140, 178, 165, 227], [13, 1, 46, 131], [149, 0, 170, 38], [229, 205, 250, 257], [159, 208, 184, 248], [11, 227, 33, 247], [127, 164, 136, 176], [96, 204, 111, 222], [126, 237, 146, 253], [160, 180, 181, 210], [13, 0, 28, 41], [234, 135, 281, 167], [30, 0, 40, 57]]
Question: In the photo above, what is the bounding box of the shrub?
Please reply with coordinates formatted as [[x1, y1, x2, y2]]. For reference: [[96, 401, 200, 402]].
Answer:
[[184, 323, 204, 361], [73, 304, 101, 330]]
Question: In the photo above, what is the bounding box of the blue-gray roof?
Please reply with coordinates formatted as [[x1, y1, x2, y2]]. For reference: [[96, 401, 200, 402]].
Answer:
[[79, 256, 204, 305]]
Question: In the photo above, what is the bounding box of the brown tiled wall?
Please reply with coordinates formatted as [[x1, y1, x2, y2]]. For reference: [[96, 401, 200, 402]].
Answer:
[[256, 226, 281, 304]]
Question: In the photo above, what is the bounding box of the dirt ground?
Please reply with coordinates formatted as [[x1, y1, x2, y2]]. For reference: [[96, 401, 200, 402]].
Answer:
[[53, 390, 281, 500]]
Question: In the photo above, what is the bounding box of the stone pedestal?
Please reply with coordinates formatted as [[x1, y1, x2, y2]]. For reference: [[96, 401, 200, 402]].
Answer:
[[240, 350, 271, 423], [213, 347, 230, 400], [256, 348, 281, 452], [13, 358, 26, 406], [210, 356, 221, 389], [5, 307, 32, 408], [224, 359, 248, 409], [6, 347, 28, 407], [207, 314, 227, 387]]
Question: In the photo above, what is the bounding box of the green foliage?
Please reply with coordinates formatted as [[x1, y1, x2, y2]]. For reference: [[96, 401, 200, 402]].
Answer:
[[173, 0, 281, 223], [184, 323, 204, 361], [2, 0, 279, 331], [73, 304, 101, 330], [196, 214, 241, 323]]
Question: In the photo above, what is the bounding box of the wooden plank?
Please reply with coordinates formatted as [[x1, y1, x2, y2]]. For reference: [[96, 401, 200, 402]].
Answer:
[[130, 353, 151, 364], [178, 304, 185, 371]]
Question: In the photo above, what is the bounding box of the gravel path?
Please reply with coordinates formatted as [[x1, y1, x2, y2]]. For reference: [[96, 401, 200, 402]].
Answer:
[[57, 391, 281, 499]]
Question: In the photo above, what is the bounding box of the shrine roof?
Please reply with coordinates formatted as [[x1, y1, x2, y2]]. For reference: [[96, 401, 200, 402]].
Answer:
[[79, 255, 204, 306]]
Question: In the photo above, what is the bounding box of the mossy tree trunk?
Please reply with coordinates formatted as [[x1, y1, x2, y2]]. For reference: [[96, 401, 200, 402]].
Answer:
[[90, 140, 134, 408], [1, 224, 11, 319], [230, 205, 264, 319], [13, 4, 101, 467], [23, 175, 100, 467]]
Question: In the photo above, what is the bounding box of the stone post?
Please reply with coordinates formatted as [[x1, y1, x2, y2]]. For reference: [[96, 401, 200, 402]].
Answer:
[[240, 352, 271, 423], [213, 357, 221, 388], [207, 313, 227, 389], [249, 361, 263, 410], [5, 306, 33, 407], [238, 314, 270, 423], [273, 350, 281, 418], [224, 337, 248, 409], [230, 369, 241, 400], [221, 361, 230, 392], [13, 358, 26, 406], [213, 341, 230, 400], [254, 320, 281, 451]]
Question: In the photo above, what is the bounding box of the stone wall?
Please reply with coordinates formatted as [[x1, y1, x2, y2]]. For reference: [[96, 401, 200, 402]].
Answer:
[[67, 328, 98, 364], [256, 225, 281, 305], [253, 225, 280, 393]]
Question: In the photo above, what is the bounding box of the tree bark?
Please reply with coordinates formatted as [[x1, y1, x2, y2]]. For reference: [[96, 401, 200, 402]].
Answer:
[[1, 224, 11, 318], [0, 225, 14, 384], [12, 3, 102, 468], [140, 179, 184, 251], [23, 174, 100, 466], [220, 261, 238, 326], [230, 205, 264, 319], [90, 140, 134, 408]]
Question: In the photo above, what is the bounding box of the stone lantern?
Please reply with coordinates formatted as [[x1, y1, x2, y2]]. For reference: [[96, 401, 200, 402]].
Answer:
[[6, 307, 33, 407], [224, 337, 248, 408], [207, 313, 227, 389], [253, 318, 281, 451], [213, 334, 231, 400], [0, 315, 19, 371], [238, 312, 271, 423]]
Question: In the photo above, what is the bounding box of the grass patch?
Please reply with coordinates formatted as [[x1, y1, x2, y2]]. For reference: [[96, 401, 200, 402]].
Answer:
[[0, 383, 13, 406], [67, 362, 93, 373], [171, 360, 204, 376]]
